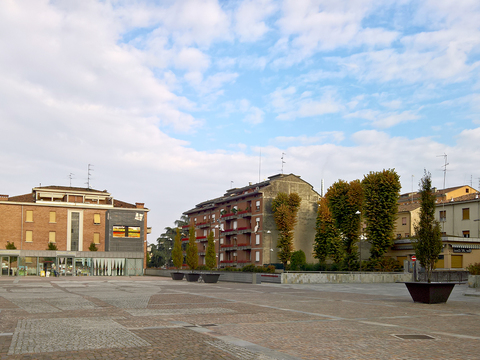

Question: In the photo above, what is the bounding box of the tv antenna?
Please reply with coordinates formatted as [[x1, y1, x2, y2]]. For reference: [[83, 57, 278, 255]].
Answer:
[[86, 164, 94, 189], [68, 173, 74, 187], [281, 153, 286, 174], [437, 153, 448, 233]]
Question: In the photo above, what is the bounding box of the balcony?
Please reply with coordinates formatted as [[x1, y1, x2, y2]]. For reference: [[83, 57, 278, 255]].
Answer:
[[196, 222, 211, 229], [220, 244, 237, 251], [237, 243, 252, 250], [196, 236, 207, 242], [221, 210, 252, 220]]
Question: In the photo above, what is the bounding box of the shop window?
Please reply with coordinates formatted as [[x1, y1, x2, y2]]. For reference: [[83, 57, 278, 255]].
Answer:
[[49, 231, 56, 243], [463, 230, 470, 238], [94, 213, 101, 224], [113, 226, 141, 238], [462, 208, 470, 220], [402, 217, 407, 225], [25, 230, 33, 242], [49, 211, 56, 223], [93, 232, 100, 244], [26, 210, 33, 222]]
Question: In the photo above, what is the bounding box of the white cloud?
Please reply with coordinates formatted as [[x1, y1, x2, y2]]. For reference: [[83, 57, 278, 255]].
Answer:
[[234, 0, 277, 42], [271, 87, 343, 120], [274, 131, 345, 145], [346, 109, 420, 128]]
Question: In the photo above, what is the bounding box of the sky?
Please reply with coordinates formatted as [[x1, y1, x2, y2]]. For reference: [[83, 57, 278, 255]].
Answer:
[[1, 0, 480, 244]]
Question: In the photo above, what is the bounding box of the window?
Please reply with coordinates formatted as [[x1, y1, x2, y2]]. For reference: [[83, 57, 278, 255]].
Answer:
[[463, 230, 470, 238], [26, 210, 33, 222], [113, 226, 141, 238], [49, 211, 56, 223], [233, 220, 237, 230], [255, 251, 260, 262], [256, 234, 260, 245], [220, 237, 224, 244], [194, 218, 197, 223], [203, 229, 207, 236], [397, 234, 401, 239], [256, 201, 260, 211], [203, 215, 206, 220], [25, 230, 33, 242], [402, 217, 407, 225], [93, 232, 100, 244], [466, 188, 470, 193], [94, 213, 101, 224], [219, 253, 224, 262], [212, 214, 215, 221], [439, 210, 446, 221], [49, 231, 56, 243], [405, 233, 409, 238], [462, 208, 470, 220]]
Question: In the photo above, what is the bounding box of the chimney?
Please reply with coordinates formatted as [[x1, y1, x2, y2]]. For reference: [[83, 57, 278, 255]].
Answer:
[[0, 194, 8, 201], [135, 202, 144, 209]]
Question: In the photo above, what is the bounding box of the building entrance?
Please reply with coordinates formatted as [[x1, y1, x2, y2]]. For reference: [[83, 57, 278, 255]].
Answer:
[[1, 256, 9, 276], [58, 257, 74, 276]]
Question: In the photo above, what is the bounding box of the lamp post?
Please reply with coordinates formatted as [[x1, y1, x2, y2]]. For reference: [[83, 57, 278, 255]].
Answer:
[[266, 230, 272, 265], [355, 210, 362, 271], [215, 219, 222, 268]]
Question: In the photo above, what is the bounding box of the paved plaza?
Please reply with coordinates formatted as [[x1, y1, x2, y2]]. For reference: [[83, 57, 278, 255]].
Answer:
[[0, 276, 479, 360]]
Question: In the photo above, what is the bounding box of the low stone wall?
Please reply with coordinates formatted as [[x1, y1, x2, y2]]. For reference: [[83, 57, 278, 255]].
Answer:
[[282, 272, 413, 284], [468, 275, 480, 288], [417, 270, 469, 283]]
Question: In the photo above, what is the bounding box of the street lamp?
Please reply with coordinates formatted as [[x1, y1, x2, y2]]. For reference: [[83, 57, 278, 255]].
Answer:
[[355, 211, 362, 270]]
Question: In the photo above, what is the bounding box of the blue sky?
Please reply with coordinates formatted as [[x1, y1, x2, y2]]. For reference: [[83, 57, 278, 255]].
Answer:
[[1, 0, 479, 242]]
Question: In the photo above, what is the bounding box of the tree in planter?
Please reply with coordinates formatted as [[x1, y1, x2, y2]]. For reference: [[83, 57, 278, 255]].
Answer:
[[185, 225, 198, 271], [88, 242, 98, 251], [362, 169, 401, 260], [47, 242, 58, 251], [413, 170, 442, 283], [205, 231, 216, 270], [314, 197, 344, 264], [5, 241, 16, 250], [271, 192, 301, 269], [171, 228, 183, 269], [326, 180, 363, 270]]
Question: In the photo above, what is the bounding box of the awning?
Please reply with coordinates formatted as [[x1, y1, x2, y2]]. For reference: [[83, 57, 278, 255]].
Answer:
[[452, 244, 480, 249]]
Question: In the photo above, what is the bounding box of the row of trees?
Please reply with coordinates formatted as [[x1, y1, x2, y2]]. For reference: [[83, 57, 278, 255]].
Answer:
[[314, 169, 401, 270]]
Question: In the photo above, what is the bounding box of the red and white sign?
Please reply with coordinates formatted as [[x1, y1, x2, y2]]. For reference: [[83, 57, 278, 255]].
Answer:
[[411, 255, 416, 261]]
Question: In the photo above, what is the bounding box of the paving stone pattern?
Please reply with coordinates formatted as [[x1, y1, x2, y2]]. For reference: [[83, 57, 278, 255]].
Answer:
[[0, 277, 479, 359]]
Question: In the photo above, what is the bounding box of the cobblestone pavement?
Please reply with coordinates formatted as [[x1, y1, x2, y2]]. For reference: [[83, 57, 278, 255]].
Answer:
[[0, 276, 479, 359]]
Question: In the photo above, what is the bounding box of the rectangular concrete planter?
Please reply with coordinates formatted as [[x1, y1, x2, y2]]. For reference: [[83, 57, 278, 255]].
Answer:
[[185, 273, 201, 282], [405, 282, 455, 304], [170, 272, 184, 281], [468, 275, 480, 288], [202, 274, 220, 283]]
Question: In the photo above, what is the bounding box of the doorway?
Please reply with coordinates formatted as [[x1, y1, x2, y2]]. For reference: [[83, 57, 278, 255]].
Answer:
[[1, 256, 9, 276], [58, 257, 74, 276]]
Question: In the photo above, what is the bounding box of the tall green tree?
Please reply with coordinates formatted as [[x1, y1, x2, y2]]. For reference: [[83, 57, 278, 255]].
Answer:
[[314, 197, 344, 263], [205, 231, 216, 270], [413, 170, 443, 283], [171, 228, 183, 269], [271, 192, 302, 269], [362, 169, 401, 259], [326, 180, 363, 270], [185, 225, 198, 270]]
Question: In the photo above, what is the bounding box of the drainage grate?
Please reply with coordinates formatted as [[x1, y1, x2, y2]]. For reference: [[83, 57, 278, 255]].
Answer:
[[200, 324, 217, 327], [393, 334, 435, 340]]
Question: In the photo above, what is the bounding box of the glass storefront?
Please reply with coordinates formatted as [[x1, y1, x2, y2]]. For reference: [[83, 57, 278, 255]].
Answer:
[[2, 256, 143, 277]]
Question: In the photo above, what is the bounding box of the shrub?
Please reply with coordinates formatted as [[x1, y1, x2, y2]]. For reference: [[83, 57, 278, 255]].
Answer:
[[467, 262, 480, 275], [363, 257, 402, 272], [47, 242, 58, 251], [88, 242, 98, 251], [5, 241, 16, 250], [290, 250, 306, 271]]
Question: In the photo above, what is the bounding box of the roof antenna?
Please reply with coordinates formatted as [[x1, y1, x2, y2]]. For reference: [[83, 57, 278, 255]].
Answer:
[[436, 153, 448, 233], [69, 173, 75, 187], [281, 153, 286, 174], [86, 164, 94, 189]]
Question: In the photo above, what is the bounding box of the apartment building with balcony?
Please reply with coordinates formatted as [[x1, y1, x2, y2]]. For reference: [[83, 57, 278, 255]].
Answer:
[[183, 174, 320, 268], [0, 186, 149, 277], [386, 186, 480, 269]]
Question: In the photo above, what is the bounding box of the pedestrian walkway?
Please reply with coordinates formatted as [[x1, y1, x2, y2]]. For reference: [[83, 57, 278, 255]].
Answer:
[[0, 277, 478, 359]]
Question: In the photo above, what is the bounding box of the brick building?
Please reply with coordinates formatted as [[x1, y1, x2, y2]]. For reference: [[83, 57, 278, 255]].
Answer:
[[183, 174, 320, 268], [0, 186, 149, 277]]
